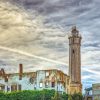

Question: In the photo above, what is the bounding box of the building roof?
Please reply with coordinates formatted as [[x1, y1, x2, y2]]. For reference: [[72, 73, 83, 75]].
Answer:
[[6, 69, 68, 77]]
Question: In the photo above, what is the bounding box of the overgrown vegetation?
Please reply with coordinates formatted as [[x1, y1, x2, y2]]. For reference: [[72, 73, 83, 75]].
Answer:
[[0, 90, 83, 100]]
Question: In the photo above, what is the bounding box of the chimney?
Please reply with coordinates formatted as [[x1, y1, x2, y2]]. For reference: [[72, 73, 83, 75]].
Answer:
[[1, 68, 5, 75], [19, 64, 23, 80], [1, 68, 8, 82]]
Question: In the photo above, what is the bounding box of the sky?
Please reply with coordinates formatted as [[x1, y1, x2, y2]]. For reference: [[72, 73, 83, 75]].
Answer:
[[0, 0, 100, 91]]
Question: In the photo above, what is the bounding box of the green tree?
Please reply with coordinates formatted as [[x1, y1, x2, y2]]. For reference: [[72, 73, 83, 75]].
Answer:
[[72, 93, 83, 100], [68, 95, 72, 100], [0, 90, 83, 100]]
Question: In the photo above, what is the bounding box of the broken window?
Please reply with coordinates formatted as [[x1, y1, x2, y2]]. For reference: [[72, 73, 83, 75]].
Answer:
[[39, 82, 43, 88], [45, 81, 49, 88], [46, 71, 49, 77], [7, 86, 10, 92], [11, 84, 17, 91], [18, 85, 21, 91], [51, 82, 55, 88], [0, 85, 5, 91]]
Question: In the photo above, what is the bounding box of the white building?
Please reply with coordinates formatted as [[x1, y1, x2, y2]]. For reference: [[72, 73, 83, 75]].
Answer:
[[92, 83, 100, 100], [0, 64, 69, 93]]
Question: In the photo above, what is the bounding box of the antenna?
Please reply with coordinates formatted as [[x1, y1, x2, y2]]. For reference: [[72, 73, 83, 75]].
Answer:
[[72, 14, 78, 28]]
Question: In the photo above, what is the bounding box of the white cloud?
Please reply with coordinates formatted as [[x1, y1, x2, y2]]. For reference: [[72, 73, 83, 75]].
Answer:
[[0, 0, 68, 74], [0, 0, 100, 91]]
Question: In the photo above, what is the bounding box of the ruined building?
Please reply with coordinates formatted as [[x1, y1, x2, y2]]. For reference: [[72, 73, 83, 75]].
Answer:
[[0, 26, 82, 94]]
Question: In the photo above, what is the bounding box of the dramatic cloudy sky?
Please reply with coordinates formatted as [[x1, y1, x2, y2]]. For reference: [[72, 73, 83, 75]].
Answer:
[[0, 0, 100, 91]]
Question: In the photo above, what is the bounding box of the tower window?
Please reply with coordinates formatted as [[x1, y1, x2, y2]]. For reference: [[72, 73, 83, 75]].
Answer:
[[73, 50, 75, 53]]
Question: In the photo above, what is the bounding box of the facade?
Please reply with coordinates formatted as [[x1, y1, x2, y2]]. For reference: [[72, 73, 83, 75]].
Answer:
[[0, 26, 82, 94], [84, 83, 100, 100], [84, 87, 93, 100], [0, 64, 69, 93], [92, 83, 100, 100]]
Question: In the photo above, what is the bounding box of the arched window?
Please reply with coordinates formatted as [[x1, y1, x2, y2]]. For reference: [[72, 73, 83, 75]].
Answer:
[[51, 82, 55, 88]]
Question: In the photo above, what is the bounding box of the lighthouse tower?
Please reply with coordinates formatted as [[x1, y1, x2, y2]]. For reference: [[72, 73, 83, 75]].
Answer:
[[68, 26, 82, 94]]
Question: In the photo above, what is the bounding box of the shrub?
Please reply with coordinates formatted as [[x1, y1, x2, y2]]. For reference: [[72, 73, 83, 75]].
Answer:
[[72, 93, 83, 100], [0, 90, 83, 100]]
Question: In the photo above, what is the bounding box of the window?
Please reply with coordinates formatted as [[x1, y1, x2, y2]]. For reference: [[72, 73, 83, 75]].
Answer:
[[64, 83, 66, 88], [67, 79, 69, 85], [29, 77, 34, 84], [10, 84, 21, 92], [39, 82, 43, 88], [45, 81, 49, 88], [46, 71, 49, 77], [7, 86, 10, 92], [18, 85, 21, 91], [73, 49, 75, 53], [34, 86, 36, 90], [61, 86, 62, 89], [34, 82, 37, 90], [5, 77, 8, 82], [0, 85, 5, 91], [51, 77, 55, 82], [11, 85, 17, 91], [51, 82, 55, 88]]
